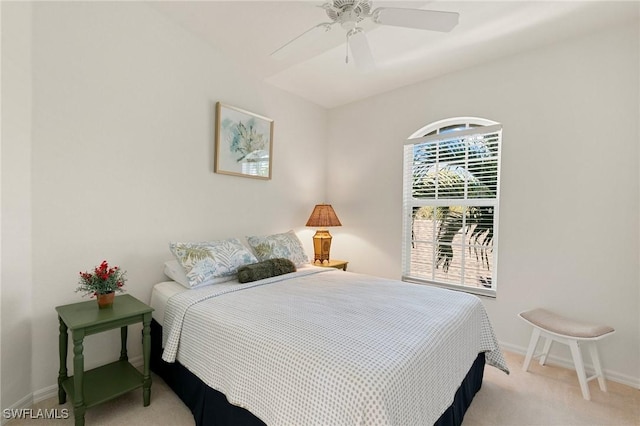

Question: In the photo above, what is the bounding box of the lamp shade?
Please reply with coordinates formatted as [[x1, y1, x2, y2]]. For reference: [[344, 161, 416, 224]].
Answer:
[[305, 204, 342, 227]]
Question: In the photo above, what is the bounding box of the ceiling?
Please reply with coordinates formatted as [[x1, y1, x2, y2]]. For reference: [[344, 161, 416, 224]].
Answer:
[[149, 1, 639, 109]]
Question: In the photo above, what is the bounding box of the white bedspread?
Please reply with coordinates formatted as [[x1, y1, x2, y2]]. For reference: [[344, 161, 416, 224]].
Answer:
[[162, 268, 508, 426]]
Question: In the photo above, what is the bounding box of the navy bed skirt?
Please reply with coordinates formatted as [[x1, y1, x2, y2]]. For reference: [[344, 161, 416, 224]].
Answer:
[[150, 319, 484, 426]]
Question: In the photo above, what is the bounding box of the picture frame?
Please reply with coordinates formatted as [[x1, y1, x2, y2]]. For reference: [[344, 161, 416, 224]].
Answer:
[[214, 102, 274, 180]]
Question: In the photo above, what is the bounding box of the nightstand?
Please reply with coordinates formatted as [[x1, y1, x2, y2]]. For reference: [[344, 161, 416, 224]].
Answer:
[[56, 294, 153, 426], [316, 259, 349, 271]]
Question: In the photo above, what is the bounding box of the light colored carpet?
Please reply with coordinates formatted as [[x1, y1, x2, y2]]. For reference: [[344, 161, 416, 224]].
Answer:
[[464, 352, 639, 425], [8, 351, 639, 425]]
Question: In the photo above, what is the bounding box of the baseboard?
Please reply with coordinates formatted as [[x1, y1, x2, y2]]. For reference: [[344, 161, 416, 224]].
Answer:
[[499, 341, 640, 389], [2, 354, 145, 425], [32, 384, 57, 405], [1, 392, 33, 426]]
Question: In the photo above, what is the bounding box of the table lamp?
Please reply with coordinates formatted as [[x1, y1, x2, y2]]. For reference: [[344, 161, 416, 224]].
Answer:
[[305, 204, 342, 264]]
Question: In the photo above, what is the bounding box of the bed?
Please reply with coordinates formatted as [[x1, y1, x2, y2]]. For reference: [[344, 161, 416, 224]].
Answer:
[[149, 265, 508, 426]]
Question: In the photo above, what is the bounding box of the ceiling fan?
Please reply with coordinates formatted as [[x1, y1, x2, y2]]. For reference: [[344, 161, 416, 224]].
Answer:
[[270, 0, 460, 71]]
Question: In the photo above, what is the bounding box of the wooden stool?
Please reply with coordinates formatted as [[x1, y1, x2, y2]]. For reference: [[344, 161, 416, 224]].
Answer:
[[519, 308, 615, 400]]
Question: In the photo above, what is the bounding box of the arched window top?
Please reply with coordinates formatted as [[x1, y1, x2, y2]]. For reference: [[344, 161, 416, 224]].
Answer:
[[408, 117, 499, 140]]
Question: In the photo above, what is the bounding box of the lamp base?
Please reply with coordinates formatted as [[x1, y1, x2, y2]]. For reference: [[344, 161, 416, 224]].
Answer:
[[311, 229, 333, 264]]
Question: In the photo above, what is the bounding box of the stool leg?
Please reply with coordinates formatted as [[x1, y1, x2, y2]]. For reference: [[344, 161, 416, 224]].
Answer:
[[523, 327, 541, 372], [568, 340, 591, 400], [588, 342, 607, 392], [539, 337, 553, 366]]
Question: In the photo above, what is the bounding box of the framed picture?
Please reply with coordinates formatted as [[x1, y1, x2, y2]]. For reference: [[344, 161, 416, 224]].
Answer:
[[215, 102, 274, 180]]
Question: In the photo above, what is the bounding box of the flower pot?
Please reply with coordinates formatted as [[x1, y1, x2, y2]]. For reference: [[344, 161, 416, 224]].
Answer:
[[97, 292, 115, 309]]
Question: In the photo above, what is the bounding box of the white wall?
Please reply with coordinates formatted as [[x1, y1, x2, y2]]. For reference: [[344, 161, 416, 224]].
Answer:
[[327, 23, 640, 386], [1, 1, 33, 410], [1, 1, 327, 407]]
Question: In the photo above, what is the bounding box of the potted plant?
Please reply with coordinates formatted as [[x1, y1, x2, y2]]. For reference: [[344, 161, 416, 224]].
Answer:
[[76, 260, 127, 308]]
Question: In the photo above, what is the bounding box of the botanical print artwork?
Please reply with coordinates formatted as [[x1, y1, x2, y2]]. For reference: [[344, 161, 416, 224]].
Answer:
[[225, 119, 267, 163], [215, 103, 273, 179]]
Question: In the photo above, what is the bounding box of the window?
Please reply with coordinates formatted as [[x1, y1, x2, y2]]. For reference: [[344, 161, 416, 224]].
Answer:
[[402, 117, 502, 297]]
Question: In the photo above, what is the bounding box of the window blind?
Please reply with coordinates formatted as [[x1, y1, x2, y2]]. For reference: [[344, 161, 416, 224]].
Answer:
[[402, 121, 502, 297]]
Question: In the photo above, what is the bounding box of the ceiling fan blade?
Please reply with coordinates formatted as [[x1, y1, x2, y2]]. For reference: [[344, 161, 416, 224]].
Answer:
[[372, 8, 459, 32], [348, 30, 375, 72], [271, 22, 334, 59]]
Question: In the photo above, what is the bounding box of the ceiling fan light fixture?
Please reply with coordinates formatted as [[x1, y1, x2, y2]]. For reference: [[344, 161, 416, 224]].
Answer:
[[339, 10, 360, 30], [270, 0, 460, 68], [324, 0, 372, 22]]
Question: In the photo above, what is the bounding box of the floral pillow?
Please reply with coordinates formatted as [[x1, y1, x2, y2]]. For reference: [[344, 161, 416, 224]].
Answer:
[[163, 259, 236, 289], [246, 230, 309, 267], [169, 238, 258, 288]]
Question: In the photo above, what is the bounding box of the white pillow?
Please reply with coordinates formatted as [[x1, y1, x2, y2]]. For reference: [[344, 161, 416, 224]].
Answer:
[[163, 260, 190, 287], [162, 260, 235, 289], [246, 230, 309, 267], [169, 238, 258, 288]]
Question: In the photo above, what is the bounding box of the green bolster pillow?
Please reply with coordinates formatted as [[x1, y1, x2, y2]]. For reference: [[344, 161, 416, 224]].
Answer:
[[237, 258, 297, 283]]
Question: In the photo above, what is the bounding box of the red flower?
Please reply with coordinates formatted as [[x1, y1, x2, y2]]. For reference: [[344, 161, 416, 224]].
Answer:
[[76, 260, 127, 297]]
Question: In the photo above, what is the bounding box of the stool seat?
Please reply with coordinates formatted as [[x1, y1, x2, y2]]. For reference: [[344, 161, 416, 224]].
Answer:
[[519, 308, 615, 400], [520, 308, 614, 339]]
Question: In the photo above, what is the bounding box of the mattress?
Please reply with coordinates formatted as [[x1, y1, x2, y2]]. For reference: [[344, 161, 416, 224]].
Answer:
[[160, 268, 507, 426], [149, 280, 186, 325]]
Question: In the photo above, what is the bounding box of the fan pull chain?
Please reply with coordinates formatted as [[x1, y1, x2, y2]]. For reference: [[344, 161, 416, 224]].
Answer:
[[345, 32, 350, 64]]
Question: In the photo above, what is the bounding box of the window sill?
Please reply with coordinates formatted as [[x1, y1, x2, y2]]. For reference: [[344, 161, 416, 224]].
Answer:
[[402, 276, 497, 299]]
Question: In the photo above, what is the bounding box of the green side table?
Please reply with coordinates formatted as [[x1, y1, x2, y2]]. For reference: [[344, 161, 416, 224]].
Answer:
[[56, 294, 154, 426]]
